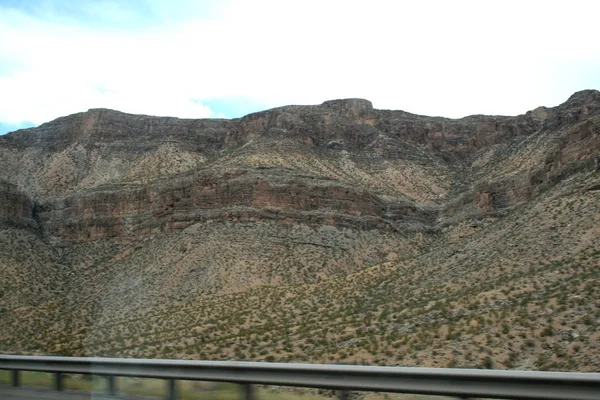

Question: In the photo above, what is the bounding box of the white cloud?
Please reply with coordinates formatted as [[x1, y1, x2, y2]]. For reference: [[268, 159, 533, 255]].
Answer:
[[0, 0, 599, 127]]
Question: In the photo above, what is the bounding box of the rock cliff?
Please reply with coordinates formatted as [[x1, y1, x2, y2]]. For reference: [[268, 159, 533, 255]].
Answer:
[[2, 91, 598, 246], [0, 180, 37, 231]]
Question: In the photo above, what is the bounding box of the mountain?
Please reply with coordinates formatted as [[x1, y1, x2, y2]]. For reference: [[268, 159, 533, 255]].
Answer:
[[1, 90, 599, 371]]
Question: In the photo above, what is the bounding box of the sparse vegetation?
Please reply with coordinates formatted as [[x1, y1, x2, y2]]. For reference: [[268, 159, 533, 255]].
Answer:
[[1, 91, 600, 377]]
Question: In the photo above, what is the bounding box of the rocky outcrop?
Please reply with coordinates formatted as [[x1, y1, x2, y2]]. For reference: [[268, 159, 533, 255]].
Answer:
[[1, 90, 599, 245], [456, 90, 600, 215], [37, 168, 437, 244], [0, 180, 37, 231]]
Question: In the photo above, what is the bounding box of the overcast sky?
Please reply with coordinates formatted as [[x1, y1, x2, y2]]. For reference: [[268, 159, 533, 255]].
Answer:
[[1, 0, 599, 134]]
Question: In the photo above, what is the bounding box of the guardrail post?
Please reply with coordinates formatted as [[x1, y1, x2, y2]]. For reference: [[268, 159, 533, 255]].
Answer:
[[55, 372, 63, 391], [11, 370, 20, 387], [107, 375, 117, 396], [1, 355, 600, 400], [166, 378, 177, 400], [242, 383, 256, 400]]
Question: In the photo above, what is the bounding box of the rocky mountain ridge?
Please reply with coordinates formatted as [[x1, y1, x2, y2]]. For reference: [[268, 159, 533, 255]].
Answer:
[[1, 90, 598, 244], [0, 90, 599, 372]]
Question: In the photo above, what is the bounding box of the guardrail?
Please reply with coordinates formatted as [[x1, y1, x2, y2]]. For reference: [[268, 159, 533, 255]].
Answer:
[[1, 355, 599, 400]]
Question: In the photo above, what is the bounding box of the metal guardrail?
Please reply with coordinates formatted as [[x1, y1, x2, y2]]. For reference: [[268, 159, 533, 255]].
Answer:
[[1, 355, 599, 400]]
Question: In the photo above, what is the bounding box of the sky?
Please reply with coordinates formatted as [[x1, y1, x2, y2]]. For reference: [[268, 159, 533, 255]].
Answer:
[[0, 0, 599, 135]]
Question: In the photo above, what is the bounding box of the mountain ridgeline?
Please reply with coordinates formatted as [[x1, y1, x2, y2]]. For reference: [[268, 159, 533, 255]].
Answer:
[[1, 90, 599, 371]]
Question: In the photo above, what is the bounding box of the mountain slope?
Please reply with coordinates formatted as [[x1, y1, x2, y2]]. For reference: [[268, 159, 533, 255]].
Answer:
[[0, 90, 599, 371]]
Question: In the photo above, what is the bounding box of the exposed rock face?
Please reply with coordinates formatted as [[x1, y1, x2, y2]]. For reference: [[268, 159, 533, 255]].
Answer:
[[0, 180, 37, 231], [1, 91, 599, 246], [38, 169, 436, 244]]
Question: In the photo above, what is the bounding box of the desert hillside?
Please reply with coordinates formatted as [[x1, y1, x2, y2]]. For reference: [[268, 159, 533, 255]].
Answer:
[[1, 90, 599, 372]]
